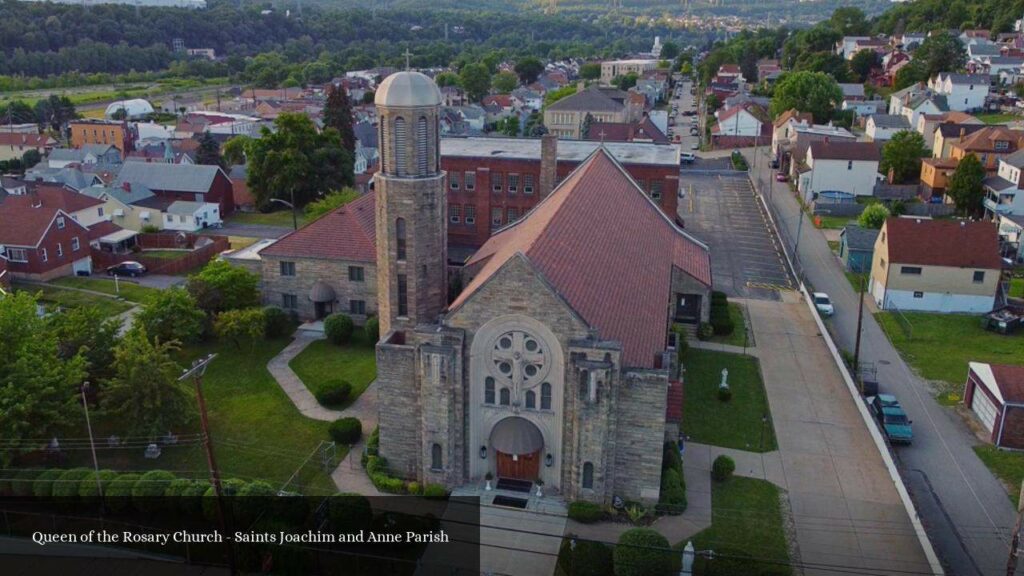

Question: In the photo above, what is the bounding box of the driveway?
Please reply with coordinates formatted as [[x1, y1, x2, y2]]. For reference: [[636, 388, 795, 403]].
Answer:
[[678, 170, 793, 300], [135, 274, 185, 289], [748, 147, 1019, 575]]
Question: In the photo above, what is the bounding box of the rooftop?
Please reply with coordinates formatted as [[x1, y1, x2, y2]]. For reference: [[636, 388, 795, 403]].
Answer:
[[970, 362, 1024, 404], [0, 186, 100, 246], [260, 192, 376, 262], [546, 87, 625, 113], [114, 162, 223, 193], [809, 141, 881, 162], [440, 137, 679, 166], [869, 114, 911, 130], [883, 217, 1003, 270]]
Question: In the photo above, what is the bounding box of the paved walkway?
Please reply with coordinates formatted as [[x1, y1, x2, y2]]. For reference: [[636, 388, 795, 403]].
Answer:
[[264, 332, 382, 493], [113, 305, 141, 336]]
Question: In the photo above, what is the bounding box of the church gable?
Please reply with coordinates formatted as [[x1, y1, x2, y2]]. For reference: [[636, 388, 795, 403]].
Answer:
[[447, 252, 589, 341]]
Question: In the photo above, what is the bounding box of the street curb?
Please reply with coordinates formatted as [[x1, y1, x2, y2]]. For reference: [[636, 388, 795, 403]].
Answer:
[[748, 171, 945, 575]]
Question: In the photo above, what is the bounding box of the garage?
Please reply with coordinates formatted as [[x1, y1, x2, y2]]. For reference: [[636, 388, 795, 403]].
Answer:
[[964, 362, 1024, 448]]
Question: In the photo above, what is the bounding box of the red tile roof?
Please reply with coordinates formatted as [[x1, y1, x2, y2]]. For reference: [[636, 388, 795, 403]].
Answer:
[[86, 220, 123, 240], [454, 149, 711, 368], [665, 380, 683, 422], [991, 364, 1024, 404], [883, 217, 1003, 269], [0, 186, 100, 246], [260, 192, 376, 262], [0, 133, 54, 148], [482, 95, 515, 108]]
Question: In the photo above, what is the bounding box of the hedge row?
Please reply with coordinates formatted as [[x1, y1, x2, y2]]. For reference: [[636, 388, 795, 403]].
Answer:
[[710, 291, 735, 336], [658, 442, 687, 515], [360, 428, 445, 497]]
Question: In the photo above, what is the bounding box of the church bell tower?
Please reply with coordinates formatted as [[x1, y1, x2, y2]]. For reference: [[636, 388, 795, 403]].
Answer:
[[373, 72, 448, 337]]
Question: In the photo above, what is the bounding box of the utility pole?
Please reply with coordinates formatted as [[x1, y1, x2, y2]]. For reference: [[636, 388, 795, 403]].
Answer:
[[853, 272, 867, 386], [1006, 479, 1024, 576], [179, 354, 236, 575], [80, 381, 103, 508]]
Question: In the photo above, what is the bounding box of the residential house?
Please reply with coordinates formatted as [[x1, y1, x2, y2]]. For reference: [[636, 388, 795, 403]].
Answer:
[[441, 86, 466, 107], [964, 363, 1024, 449], [228, 164, 254, 210], [843, 98, 886, 118], [869, 217, 1003, 313], [919, 157, 961, 200], [0, 186, 119, 280], [23, 164, 103, 191], [711, 104, 771, 148], [799, 141, 881, 202], [949, 126, 1024, 172], [787, 124, 857, 174], [544, 86, 630, 139], [846, 38, 889, 60], [68, 119, 136, 155], [933, 122, 988, 157], [160, 200, 222, 231], [512, 87, 544, 111], [982, 150, 1024, 218], [757, 59, 781, 83], [256, 192, 377, 322], [0, 133, 55, 162], [47, 145, 121, 169], [113, 162, 235, 215], [873, 50, 912, 87], [771, 109, 813, 156], [583, 117, 670, 145], [838, 225, 880, 273], [836, 36, 872, 59], [900, 92, 949, 129], [482, 95, 518, 124], [917, 112, 983, 150], [80, 183, 162, 231], [928, 73, 990, 112], [839, 83, 866, 101], [997, 214, 1024, 263], [866, 114, 911, 142]]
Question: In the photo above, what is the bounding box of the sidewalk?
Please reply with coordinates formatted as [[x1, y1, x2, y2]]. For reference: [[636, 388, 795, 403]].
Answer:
[[266, 332, 343, 422]]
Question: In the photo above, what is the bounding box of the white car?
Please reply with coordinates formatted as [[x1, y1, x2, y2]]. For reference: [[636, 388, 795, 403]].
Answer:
[[813, 292, 835, 316]]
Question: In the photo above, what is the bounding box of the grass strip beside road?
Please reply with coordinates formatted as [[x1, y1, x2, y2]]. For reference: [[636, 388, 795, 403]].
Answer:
[[13, 281, 132, 318], [50, 276, 162, 305]]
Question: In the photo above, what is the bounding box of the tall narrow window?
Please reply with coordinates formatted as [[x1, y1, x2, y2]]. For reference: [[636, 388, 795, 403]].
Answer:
[[500, 388, 511, 405], [582, 462, 594, 489], [541, 382, 552, 410], [416, 117, 428, 175], [485, 377, 495, 404], [397, 274, 408, 317], [431, 443, 442, 471], [525, 390, 536, 409], [394, 117, 407, 176], [395, 218, 406, 260]]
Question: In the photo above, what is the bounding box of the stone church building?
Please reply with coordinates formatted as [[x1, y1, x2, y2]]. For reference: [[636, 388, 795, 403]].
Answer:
[[373, 71, 712, 505]]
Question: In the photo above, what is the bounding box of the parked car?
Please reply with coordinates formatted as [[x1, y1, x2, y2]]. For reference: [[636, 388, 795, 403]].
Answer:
[[812, 292, 834, 316], [868, 394, 913, 444], [680, 152, 696, 164], [770, 159, 779, 169], [106, 261, 147, 277], [690, 143, 699, 150], [775, 172, 788, 182]]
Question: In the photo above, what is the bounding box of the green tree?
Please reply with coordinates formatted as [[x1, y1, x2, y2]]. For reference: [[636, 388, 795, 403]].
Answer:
[[947, 153, 986, 216], [247, 112, 354, 208], [613, 72, 639, 91], [222, 135, 252, 166], [304, 188, 361, 221], [187, 259, 260, 314], [579, 62, 601, 80], [495, 116, 519, 137], [858, 204, 891, 229], [323, 84, 356, 153], [33, 94, 77, 132], [893, 60, 927, 90], [102, 327, 193, 438], [915, 32, 967, 79], [828, 6, 870, 36], [768, 71, 843, 123], [492, 71, 518, 94], [214, 308, 266, 349], [21, 149, 42, 168], [136, 287, 205, 344], [0, 292, 86, 464], [613, 528, 672, 576], [660, 41, 680, 60], [459, 63, 492, 102], [195, 131, 223, 168], [880, 130, 927, 184], [434, 71, 460, 87], [47, 305, 120, 383], [543, 85, 576, 107], [514, 57, 544, 84], [849, 50, 879, 83]]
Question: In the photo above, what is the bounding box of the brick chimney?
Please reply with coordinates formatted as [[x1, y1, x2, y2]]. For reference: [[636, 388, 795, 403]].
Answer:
[[539, 133, 558, 197]]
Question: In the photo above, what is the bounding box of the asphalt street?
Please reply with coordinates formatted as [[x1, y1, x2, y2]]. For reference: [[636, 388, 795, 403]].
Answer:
[[747, 146, 1020, 576]]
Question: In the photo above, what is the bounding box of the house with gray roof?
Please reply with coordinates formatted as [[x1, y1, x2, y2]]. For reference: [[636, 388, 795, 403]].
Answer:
[[113, 161, 235, 214], [47, 144, 121, 169], [866, 114, 911, 141], [543, 86, 631, 139], [839, 224, 880, 273]]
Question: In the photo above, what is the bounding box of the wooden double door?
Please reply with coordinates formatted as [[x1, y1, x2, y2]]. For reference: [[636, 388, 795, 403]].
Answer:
[[496, 450, 540, 481]]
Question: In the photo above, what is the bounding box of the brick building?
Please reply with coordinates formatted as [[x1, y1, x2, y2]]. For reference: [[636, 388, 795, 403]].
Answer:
[[440, 136, 681, 250], [373, 71, 712, 507], [69, 119, 137, 156]]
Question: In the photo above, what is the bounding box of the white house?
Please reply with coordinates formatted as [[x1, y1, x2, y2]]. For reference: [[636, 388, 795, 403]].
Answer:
[[929, 73, 989, 112], [836, 36, 871, 59], [997, 214, 1024, 263], [800, 141, 881, 202], [162, 201, 222, 231], [983, 150, 1024, 219], [842, 99, 886, 118], [866, 114, 911, 142], [713, 104, 765, 138]]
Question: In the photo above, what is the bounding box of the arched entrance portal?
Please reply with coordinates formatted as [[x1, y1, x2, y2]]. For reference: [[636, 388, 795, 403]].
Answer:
[[489, 416, 544, 481]]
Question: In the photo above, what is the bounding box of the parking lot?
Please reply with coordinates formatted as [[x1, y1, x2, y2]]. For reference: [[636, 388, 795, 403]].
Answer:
[[678, 171, 793, 300]]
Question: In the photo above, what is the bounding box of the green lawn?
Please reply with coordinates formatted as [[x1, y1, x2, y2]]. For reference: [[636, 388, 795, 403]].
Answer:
[[1012, 277, 1024, 299], [681, 349, 777, 452], [844, 271, 868, 293], [816, 215, 854, 230], [876, 312, 1024, 386], [290, 331, 377, 409], [140, 249, 191, 260], [827, 240, 839, 253], [976, 113, 1019, 125], [50, 276, 162, 305], [689, 476, 791, 575], [59, 337, 339, 496], [13, 281, 132, 318], [227, 209, 306, 228], [974, 446, 1024, 507], [710, 302, 751, 348]]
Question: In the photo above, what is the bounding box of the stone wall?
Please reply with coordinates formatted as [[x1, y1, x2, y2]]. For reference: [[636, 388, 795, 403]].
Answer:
[[612, 369, 670, 504], [415, 327, 466, 486], [260, 254, 377, 323], [376, 339, 422, 479], [565, 340, 623, 503]]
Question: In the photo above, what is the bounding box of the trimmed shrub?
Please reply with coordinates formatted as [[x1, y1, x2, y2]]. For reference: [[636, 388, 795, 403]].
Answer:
[[79, 469, 118, 501], [329, 493, 374, 533], [263, 306, 291, 338], [180, 480, 210, 518], [164, 478, 195, 498], [711, 455, 735, 482], [364, 316, 380, 343], [423, 483, 447, 498], [10, 469, 40, 497], [711, 291, 728, 306], [316, 379, 352, 406], [324, 313, 355, 345], [662, 442, 682, 476], [52, 468, 92, 499], [106, 473, 141, 513], [236, 480, 276, 523], [406, 481, 422, 495], [696, 322, 713, 340], [329, 417, 362, 444], [568, 501, 605, 523], [613, 527, 672, 576], [558, 537, 614, 576], [132, 470, 176, 504], [658, 469, 687, 515], [718, 386, 733, 402], [670, 323, 688, 361], [203, 478, 247, 522], [33, 469, 65, 498]]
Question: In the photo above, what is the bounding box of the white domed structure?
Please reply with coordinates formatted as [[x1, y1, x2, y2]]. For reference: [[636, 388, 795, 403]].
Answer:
[[374, 71, 442, 108], [104, 99, 154, 119]]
